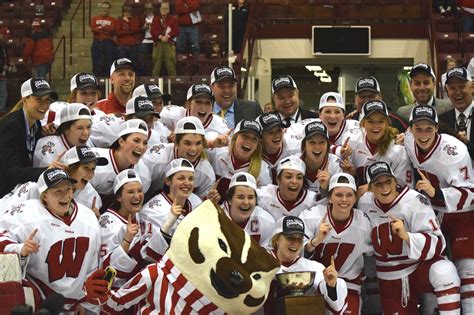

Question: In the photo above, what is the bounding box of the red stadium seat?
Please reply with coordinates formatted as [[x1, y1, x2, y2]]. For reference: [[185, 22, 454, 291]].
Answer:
[[383, 0, 405, 21], [9, 19, 31, 38], [313, 0, 336, 20], [0, 18, 10, 28], [168, 76, 192, 106], [433, 15, 458, 33], [289, 5, 313, 20], [4, 37, 23, 57], [177, 53, 197, 76], [359, 0, 382, 21], [265, 5, 288, 19], [0, 3, 20, 19], [435, 32, 460, 53], [462, 33, 474, 54], [337, 0, 360, 22], [405, 0, 425, 20], [192, 75, 212, 85]]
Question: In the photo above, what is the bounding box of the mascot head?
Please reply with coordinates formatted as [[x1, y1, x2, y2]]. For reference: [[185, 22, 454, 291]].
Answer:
[[167, 200, 280, 314]]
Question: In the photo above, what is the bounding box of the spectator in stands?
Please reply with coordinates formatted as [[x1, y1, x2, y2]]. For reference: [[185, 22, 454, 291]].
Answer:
[[441, 56, 459, 99], [151, 2, 179, 77], [96, 58, 135, 115], [346, 76, 408, 133], [210, 65, 262, 129], [0, 78, 61, 197], [263, 102, 273, 113], [176, 0, 201, 58], [458, 0, 474, 32], [115, 6, 141, 66], [0, 26, 10, 111], [271, 75, 317, 127], [434, 0, 455, 14], [439, 67, 474, 158], [138, 3, 155, 76], [23, 18, 54, 79], [90, 2, 116, 77], [225, 0, 249, 54], [396, 63, 452, 121]]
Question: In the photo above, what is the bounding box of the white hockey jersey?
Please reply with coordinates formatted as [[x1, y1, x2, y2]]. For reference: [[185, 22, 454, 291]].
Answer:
[[0, 199, 101, 311], [257, 185, 318, 221], [347, 129, 414, 187], [299, 205, 373, 293], [222, 202, 275, 249], [140, 192, 203, 261], [358, 186, 446, 280], [0, 181, 102, 216], [98, 209, 145, 289], [32, 134, 94, 167], [40, 101, 106, 128], [298, 153, 342, 200], [263, 135, 301, 184], [404, 132, 474, 213], [141, 143, 216, 198], [159, 105, 229, 140], [88, 148, 151, 195]]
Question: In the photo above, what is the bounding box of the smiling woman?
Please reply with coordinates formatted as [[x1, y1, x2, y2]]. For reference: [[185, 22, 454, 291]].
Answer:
[[0, 78, 59, 197]]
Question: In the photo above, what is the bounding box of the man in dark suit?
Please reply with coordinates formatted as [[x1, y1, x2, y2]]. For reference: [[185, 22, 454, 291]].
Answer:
[[271, 75, 317, 127], [397, 63, 452, 122], [438, 67, 474, 159], [210, 65, 262, 129]]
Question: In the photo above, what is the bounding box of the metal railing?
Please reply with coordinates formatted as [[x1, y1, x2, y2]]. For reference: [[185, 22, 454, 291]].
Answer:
[[69, 0, 91, 65], [49, 35, 66, 82]]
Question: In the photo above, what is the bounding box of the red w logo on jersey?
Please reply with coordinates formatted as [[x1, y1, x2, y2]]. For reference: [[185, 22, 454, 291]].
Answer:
[[371, 222, 403, 257], [46, 237, 90, 282], [313, 243, 355, 270]]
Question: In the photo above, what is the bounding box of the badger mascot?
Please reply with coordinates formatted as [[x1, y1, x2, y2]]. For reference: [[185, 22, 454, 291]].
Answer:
[[85, 200, 280, 314]]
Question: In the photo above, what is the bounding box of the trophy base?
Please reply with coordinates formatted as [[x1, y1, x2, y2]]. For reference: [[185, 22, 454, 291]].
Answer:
[[275, 295, 326, 315]]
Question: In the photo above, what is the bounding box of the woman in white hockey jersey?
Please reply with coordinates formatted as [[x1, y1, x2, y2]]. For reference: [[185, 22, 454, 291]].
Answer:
[[358, 161, 461, 314], [141, 116, 216, 198], [140, 158, 203, 261], [404, 104, 474, 312], [99, 169, 146, 290], [0, 168, 101, 313], [210, 119, 272, 202], [299, 120, 342, 200], [301, 173, 372, 314], [222, 172, 275, 249], [263, 215, 348, 314], [33, 103, 94, 167], [258, 155, 318, 221], [1, 145, 107, 213]]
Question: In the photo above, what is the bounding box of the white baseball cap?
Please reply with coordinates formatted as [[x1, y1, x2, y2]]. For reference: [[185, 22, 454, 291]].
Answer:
[[37, 168, 77, 194], [277, 155, 306, 176], [174, 116, 205, 135], [164, 158, 195, 178], [61, 146, 108, 166], [229, 172, 257, 191], [59, 103, 91, 126], [113, 169, 142, 194], [319, 92, 345, 111], [117, 119, 149, 140], [328, 173, 357, 192]]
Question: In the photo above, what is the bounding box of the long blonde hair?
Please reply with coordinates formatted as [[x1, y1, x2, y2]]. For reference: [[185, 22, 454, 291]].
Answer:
[[361, 115, 398, 156], [230, 132, 262, 179]]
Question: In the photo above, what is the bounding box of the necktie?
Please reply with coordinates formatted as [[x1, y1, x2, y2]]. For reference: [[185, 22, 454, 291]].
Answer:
[[458, 113, 467, 133], [220, 109, 227, 119], [283, 117, 292, 128]]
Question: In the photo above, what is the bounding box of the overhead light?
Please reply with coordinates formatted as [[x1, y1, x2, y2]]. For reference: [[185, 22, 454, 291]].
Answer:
[[321, 76, 332, 83], [241, 66, 247, 72], [306, 65, 322, 72], [313, 70, 328, 77], [403, 66, 412, 71]]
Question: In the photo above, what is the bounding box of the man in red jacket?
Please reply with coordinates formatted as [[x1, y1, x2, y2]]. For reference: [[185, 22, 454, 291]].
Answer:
[[90, 2, 116, 77], [23, 18, 54, 79], [176, 0, 201, 57], [115, 5, 141, 65], [151, 2, 179, 76]]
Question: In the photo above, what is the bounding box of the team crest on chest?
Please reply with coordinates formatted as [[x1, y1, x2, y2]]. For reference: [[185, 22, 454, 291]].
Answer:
[[16, 183, 29, 197], [99, 215, 113, 228], [148, 199, 161, 209], [9, 204, 25, 216], [443, 144, 458, 156], [416, 194, 430, 206], [41, 141, 55, 155], [150, 144, 165, 154]]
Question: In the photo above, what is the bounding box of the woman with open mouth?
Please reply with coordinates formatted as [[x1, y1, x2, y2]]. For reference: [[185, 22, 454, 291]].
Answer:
[[140, 158, 203, 262], [258, 155, 318, 221], [33, 103, 93, 167], [301, 173, 372, 314], [358, 161, 461, 314], [159, 83, 229, 141], [210, 119, 272, 203], [89, 119, 151, 209], [298, 120, 342, 201], [344, 100, 413, 196], [0, 168, 102, 313], [99, 169, 147, 291], [222, 172, 275, 249], [142, 116, 216, 199], [262, 215, 347, 314]]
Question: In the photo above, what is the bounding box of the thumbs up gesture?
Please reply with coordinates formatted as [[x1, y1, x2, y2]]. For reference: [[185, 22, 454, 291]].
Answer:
[[415, 169, 435, 198], [323, 255, 338, 288], [21, 229, 40, 257]]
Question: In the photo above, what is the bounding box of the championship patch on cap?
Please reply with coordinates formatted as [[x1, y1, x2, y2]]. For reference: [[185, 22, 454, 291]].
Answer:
[[21, 78, 59, 100], [256, 113, 283, 132], [186, 83, 213, 100], [410, 63, 436, 79], [70, 73, 99, 92], [125, 96, 159, 118], [446, 67, 471, 83], [273, 216, 307, 237], [361, 100, 389, 119], [37, 168, 77, 194], [234, 119, 262, 136], [304, 120, 328, 140], [366, 161, 394, 184], [61, 146, 108, 166], [271, 75, 297, 94], [356, 77, 380, 94], [132, 84, 168, 100], [409, 104, 438, 125], [110, 58, 135, 76], [210, 66, 237, 84]]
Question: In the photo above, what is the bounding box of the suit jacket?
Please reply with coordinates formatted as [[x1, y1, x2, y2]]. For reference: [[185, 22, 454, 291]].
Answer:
[[234, 98, 262, 126], [0, 109, 46, 197], [299, 108, 318, 120], [438, 108, 474, 159], [396, 97, 453, 122]]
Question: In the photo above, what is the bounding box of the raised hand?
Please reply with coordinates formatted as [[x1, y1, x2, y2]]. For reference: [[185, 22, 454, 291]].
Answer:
[[48, 150, 68, 171], [323, 255, 338, 288], [206, 179, 221, 204], [310, 213, 331, 248], [124, 214, 139, 245], [90, 197, 100, 219], [340, 137, 352, 159], [388, 214, 409, 242], [41, 122, 56, 136], [21, 229, 40, 257], [84, 269, 110, 305], [415, 169, 435, 198], [171, 193, 185, 217], [395, 132, 405, 145], [317, 163, 330, 190]]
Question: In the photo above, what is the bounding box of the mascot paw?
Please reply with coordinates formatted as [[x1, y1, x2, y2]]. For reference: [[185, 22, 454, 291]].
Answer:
[[84, 269, 110, 305]]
